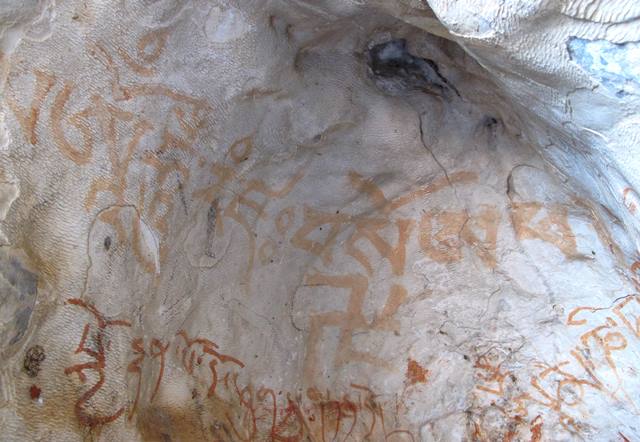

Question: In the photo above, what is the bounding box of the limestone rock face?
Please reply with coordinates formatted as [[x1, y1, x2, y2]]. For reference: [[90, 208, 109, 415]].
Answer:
[[0, 1, 639, 441]]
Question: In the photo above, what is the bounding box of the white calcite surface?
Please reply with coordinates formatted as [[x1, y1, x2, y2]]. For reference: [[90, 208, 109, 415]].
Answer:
[[0, 1, 639, 441]]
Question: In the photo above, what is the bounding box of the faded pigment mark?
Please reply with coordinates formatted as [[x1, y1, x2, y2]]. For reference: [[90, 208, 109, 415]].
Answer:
[[406, 358, 429, 385]]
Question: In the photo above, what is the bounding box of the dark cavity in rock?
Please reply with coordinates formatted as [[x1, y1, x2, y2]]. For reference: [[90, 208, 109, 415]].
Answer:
[[367, 39, 460, 97]]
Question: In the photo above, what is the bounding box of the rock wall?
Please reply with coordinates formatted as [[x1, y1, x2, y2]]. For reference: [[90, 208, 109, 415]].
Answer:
[[0, 1, 639, 440]]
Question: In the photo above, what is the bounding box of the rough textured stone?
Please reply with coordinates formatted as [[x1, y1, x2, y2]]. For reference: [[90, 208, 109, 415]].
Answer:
[[0, 0, 638, 440]]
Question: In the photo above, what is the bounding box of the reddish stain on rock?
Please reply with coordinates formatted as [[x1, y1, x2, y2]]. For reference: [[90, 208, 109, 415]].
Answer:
[[530, 416, 543, 442], [29, 384, 41, 400], [406, 358, 429, 385]]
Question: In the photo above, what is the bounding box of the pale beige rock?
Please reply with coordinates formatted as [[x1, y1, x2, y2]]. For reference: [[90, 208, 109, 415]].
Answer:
[[0, 1, 638, 441]]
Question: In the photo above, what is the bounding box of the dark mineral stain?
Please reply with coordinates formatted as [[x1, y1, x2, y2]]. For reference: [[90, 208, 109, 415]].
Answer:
[[367, 39, 460, 97], [205, 199, 218, 258], [483, 116, 499, 129], [0, 250, 38, 352], [23, 345, 46, 377], [104, 236, 112, 251], [176, 179, 188, 215], [6, 257, 37, 301], [9, 306, 33, 345]]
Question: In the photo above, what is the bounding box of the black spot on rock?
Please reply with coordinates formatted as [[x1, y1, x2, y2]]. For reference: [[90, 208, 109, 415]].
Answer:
[[23, 345, 46, 377], [367, 39, 460, 97], [483, 116, 499, 129], [104, 236, 112, 251]]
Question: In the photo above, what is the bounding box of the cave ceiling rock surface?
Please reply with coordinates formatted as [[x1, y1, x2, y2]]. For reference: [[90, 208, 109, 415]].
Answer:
[[0, 0, 639, 440]]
